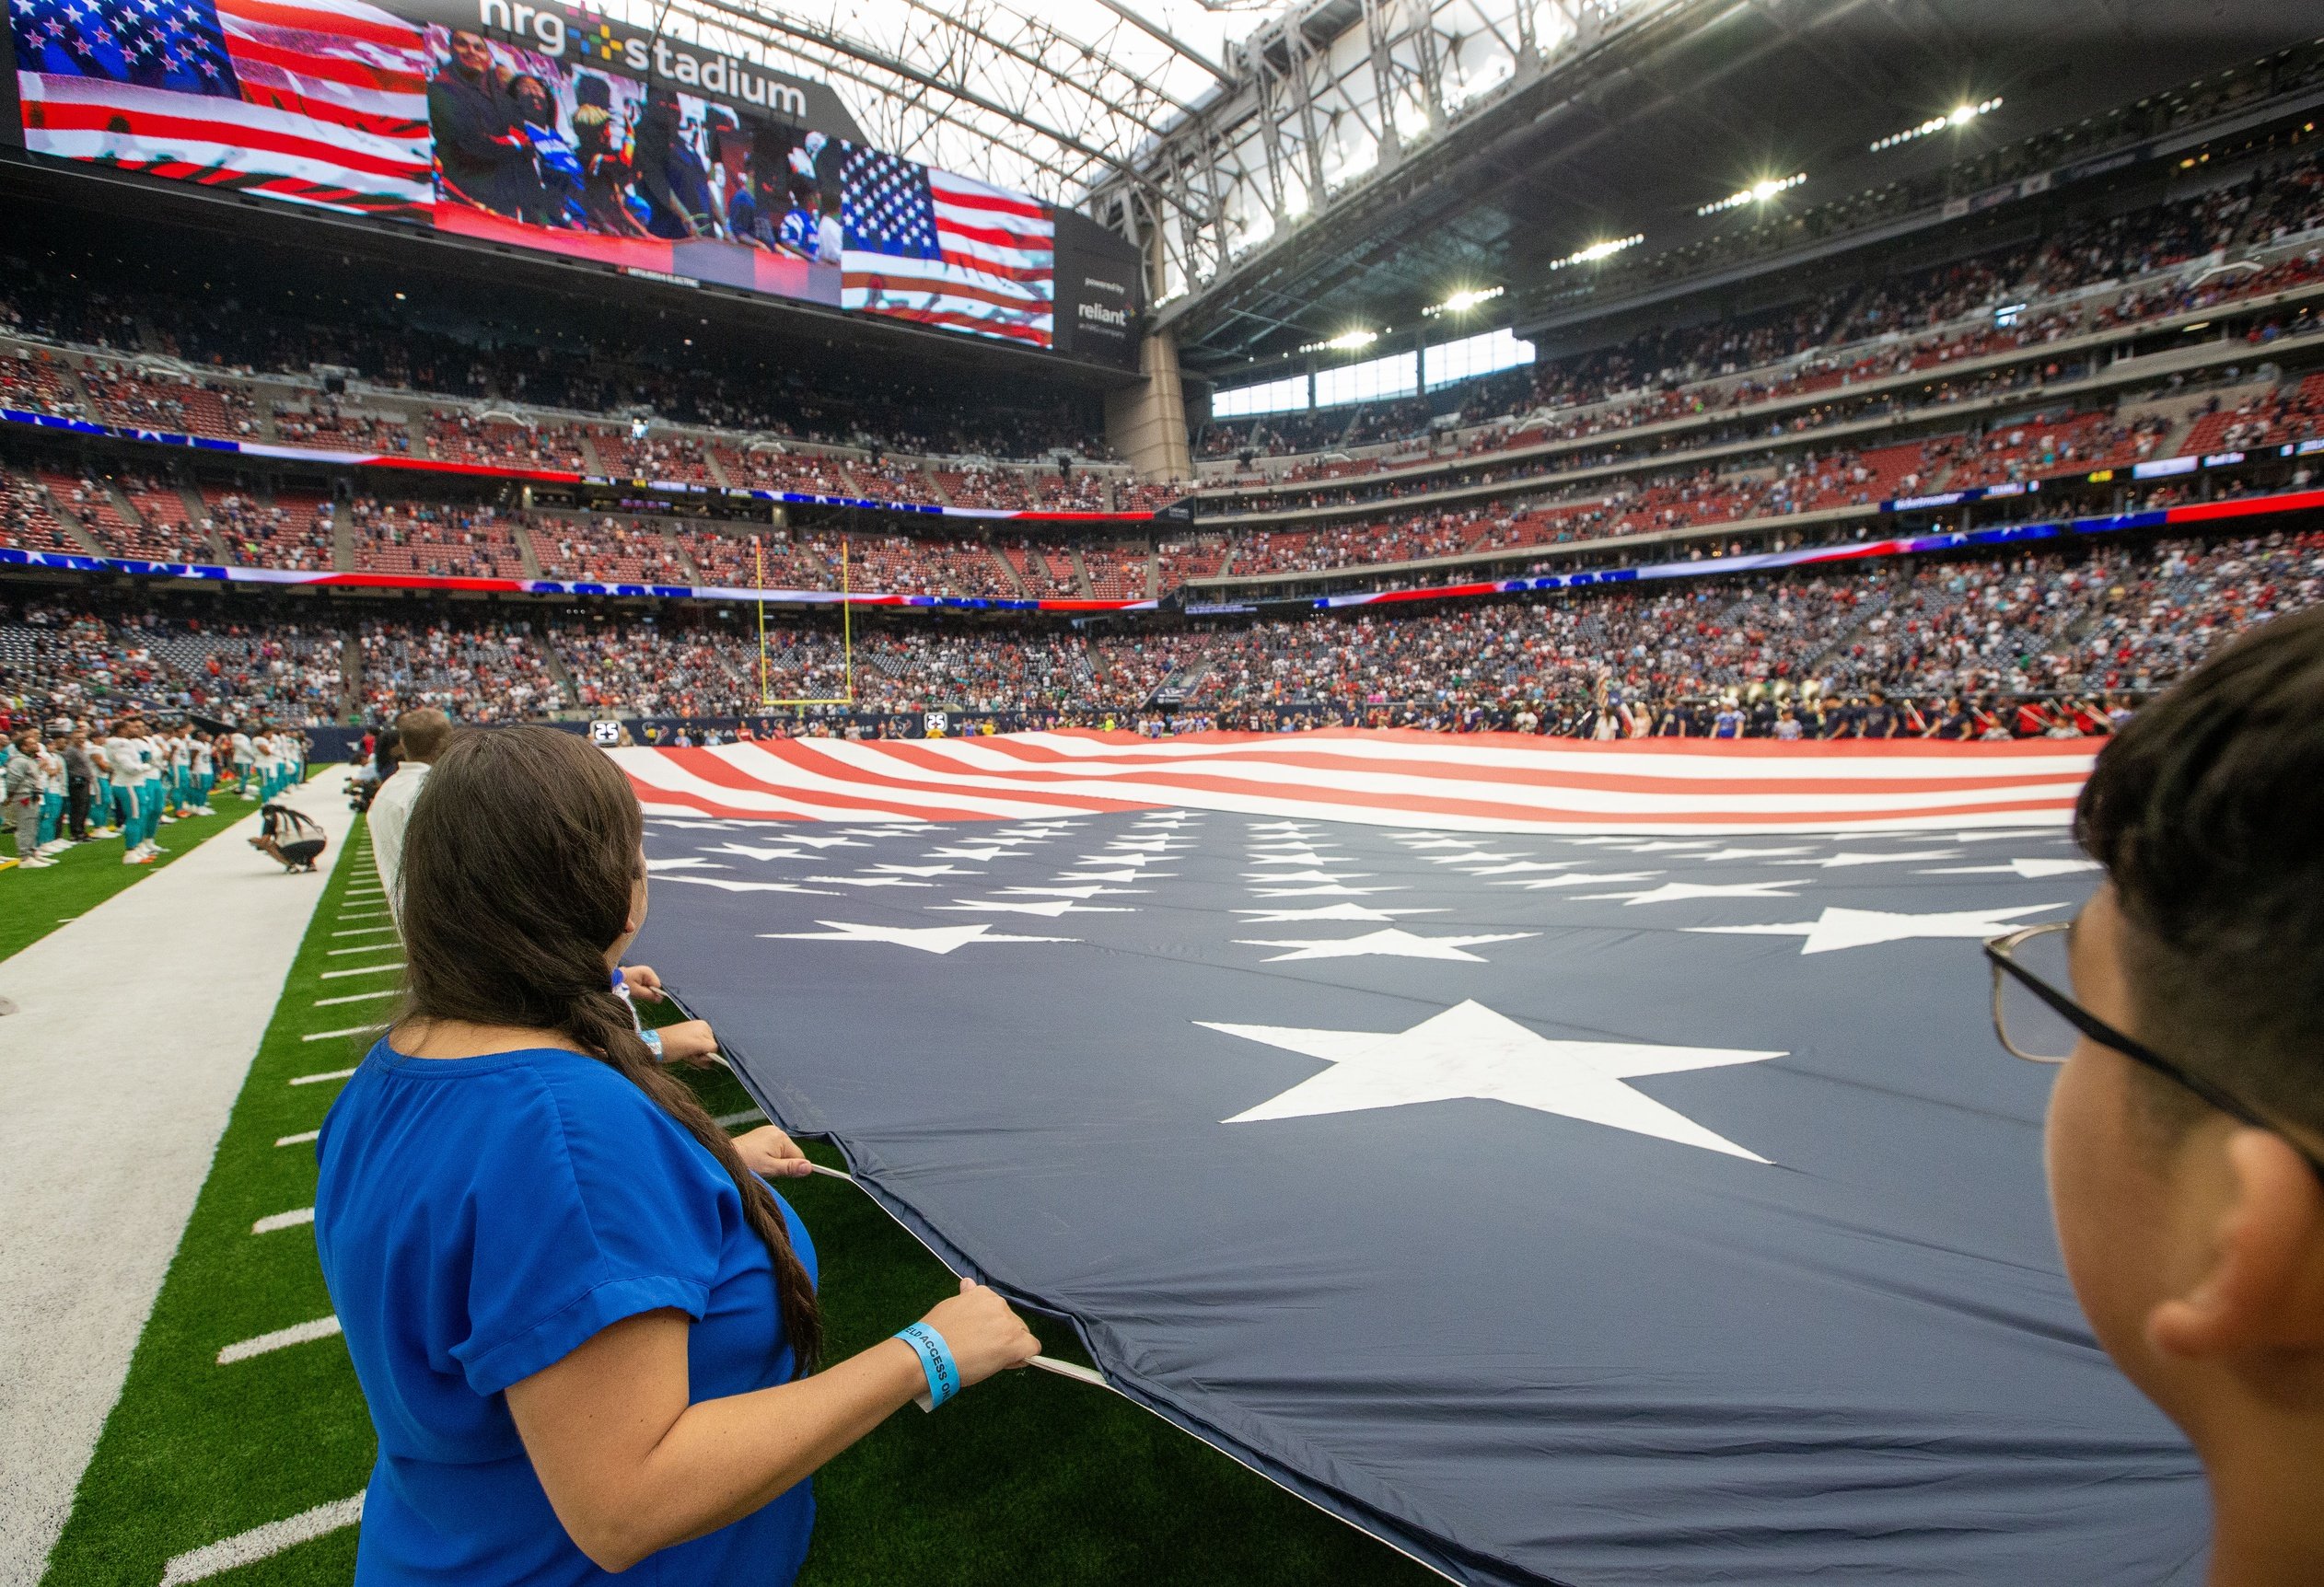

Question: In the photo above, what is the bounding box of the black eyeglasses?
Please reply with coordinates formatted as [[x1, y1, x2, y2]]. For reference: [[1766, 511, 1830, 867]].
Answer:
[[1983, 921, 2324, 1180]]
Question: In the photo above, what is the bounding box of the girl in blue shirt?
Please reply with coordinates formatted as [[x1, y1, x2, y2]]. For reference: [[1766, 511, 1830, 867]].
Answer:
[[316, 725, 1038, 1583]]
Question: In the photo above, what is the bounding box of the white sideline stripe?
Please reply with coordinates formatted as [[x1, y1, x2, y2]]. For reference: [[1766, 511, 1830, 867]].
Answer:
[[715, 1108, 765, 1129], [320, 963, 402, 979], [327, 944, 396, 956], [251, 1207, 314, 1234], [331, 926, 397, 937], [338, 909, 389, 919], [0, 774, 353, 1579], [302, 1025, 379, 1043], [274, 1129, 320, 1148], [158, 1493, 365, 1585], [316, 990, 396, 1006], [216, 1315, 341, 1365], [289, 1068, 356, 1086]]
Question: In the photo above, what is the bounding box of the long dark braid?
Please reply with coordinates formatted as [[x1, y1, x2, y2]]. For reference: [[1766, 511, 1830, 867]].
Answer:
[[393, 725, 821, 1370]]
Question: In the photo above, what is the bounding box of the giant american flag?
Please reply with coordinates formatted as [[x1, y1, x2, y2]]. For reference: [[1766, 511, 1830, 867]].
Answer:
[[627, 731, 2202, 1585], [9, 0, 432, 217], [838, 144, 1054, 349]]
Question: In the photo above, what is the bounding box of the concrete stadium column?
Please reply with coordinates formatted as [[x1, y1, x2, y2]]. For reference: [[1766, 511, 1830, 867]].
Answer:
[[1105, 330, 1191, 483]]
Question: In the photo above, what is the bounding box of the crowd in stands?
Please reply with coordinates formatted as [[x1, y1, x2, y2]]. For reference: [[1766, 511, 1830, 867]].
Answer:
[[5, 528, 2318, 734]]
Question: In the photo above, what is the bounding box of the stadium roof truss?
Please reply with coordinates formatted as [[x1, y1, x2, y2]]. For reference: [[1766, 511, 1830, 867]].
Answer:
[[581, 0, 1671, 336], [1087, 0, 1662, 316]]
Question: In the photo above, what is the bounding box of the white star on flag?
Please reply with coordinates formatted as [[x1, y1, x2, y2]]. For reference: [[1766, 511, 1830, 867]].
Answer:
[[703, 842, 808, 862], [776, 834, 872, 850], [1200, 1000, 1781, 1160], [1248, 851, 1340, 866], [1688, 902, 2066, 955], [1003, 884, 1148, 898], [868, 863, 974, 878], [660, 876, 838, 896], [1078, 852, 1164, 866], [1427, 851, 1529, 865], [1059, 869, 1170, 884], [761, 921, 1074, 954], [1233, 903, 1447, 923], [1616, 840, 1722, 854], [1252, 884, 1404, 898], [645, 856, 725, 872], [1578, 880, 1807, 906], [932, 899, 1132, 918], [1492, 870, 1663, 891], [1690, 846, 1817, 863], [1923, 858, 2101, 879], [1458, 861, 1585, 876], [806, 875, 933, 888], [1776, 850, 1964, 869], [1241, 870, 1370, 885], [1397, 837, 1485, 851], [1234, 928, 1538, 962], [1249, 821, 1319, 834], [929, 846, 1019, 863]]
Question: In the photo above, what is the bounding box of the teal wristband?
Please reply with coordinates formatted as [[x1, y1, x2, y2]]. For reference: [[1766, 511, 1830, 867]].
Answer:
[[638, 1026, 665, 1060], [894, 1322, 959, 1411]]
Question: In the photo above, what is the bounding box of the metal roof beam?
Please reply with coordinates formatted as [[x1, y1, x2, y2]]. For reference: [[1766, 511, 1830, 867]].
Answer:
[[1090, 0, 1238, 86]]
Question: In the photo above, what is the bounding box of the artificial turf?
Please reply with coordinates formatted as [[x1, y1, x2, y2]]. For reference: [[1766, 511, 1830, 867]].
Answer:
[[0, 786, 275, 964], [40, 818, 1435, 1586]]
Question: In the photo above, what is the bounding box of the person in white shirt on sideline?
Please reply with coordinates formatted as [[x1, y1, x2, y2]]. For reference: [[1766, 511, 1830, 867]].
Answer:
[[191, 731, 216, 815], [369, 707, 448, 925], [102, 712, 155, 865], [230, 726, 254, 797]]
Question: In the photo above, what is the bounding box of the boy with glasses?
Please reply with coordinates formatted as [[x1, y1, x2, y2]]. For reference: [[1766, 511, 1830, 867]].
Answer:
[[1986, 602, 2324, 1586]]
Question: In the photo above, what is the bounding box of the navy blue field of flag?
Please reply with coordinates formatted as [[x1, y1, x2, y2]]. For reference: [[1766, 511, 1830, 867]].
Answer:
[[635, 808, 2203, 1586]]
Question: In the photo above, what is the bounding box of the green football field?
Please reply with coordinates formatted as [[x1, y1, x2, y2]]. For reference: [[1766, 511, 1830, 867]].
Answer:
[[32, 815, 1435, 1585]]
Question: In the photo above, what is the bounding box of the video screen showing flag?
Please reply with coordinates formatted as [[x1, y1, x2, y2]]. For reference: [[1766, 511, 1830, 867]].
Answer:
[[838, 145, 1054, 349], [8, 0, 433, 218], [6, 0, 1075, 355]]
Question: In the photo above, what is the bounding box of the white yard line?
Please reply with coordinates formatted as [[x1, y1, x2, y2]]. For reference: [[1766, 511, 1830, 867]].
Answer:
[[715, 1108, 767, 1129], [319, 963, 402, 979], [157, 1494, 364, 1585], [330, 926, 397, 938], [251, 1208, 315, 1235], [0, 776, 351, 1587], [273, 1130, 320, 1149], [301, 1026, 379, 1043], [288, 1069, 356, 1087], [215, 1315, 341, 1366], [315, 990, 396, 1007]]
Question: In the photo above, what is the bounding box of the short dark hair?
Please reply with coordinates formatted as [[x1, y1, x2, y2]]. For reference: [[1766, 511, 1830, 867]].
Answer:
[[2075, 604, 2324, 1133]]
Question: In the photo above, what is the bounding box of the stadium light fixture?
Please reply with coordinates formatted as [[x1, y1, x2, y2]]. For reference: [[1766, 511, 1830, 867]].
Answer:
[[1543, 235, 1644, 272], [1696, 173, 1805, 217], [1297, 329, 1380, 353], [1871, 98, 2002, 153], [1423, 285, 1507, 319]]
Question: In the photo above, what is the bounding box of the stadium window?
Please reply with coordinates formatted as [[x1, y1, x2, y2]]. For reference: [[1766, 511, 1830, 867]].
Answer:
[[1315, 351, 1419, 409], [1213, 374, 1311, 419], [1423, 329, 1536, 390]]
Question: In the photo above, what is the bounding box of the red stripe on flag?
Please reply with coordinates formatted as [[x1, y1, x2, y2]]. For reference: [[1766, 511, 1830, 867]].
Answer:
[[927, 180, 1050, 222], [215, 0, 424, 51], [28, 102, 429, 182]]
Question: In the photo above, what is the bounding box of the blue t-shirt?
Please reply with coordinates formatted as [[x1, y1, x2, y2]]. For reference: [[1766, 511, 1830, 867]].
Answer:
[[315, 1038, 817, 1585]]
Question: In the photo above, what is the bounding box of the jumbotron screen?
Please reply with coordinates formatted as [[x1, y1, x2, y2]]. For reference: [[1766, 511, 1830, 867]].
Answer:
[[1, 0, 1140, 364]]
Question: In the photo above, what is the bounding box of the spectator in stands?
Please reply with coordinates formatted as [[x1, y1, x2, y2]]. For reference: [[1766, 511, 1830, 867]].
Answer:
[[368, 706, 448, 925], [312, 725, 1038, 1581], [428, 30, 544, 223], [2024, 606, 2324, 1586]]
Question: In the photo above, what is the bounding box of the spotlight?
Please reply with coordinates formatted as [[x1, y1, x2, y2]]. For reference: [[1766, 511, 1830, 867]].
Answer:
[[1697, 173, 1805, 217]]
